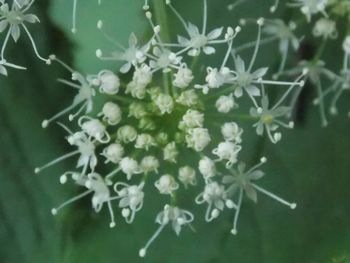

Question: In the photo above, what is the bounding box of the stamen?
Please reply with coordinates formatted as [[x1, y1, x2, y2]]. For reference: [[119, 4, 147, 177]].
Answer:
[[227, 0, 245, 11], [35, 150, 80, 174], [343, 53, 349, 71], [233, 36, 277, 54], [166, 0, 189, 33], [57, 122, 73, 135], [252, 183, 297, 209], [315, 79, 328, 127], [231, 189, 243, 235], [274, 119, 294, 129], [96, 23, 126, 50], [21, 24, 50, 64], [329, 86, 343, 115], [266, 127, 278, 144], [72, 0, 78, 33], [49, 55, 76, 73], [277, 41, 289, 75], [246, 91, 260, 109], [57, 78, 81, 89], [0, 60, 27, 70], [51, 190, 92, 215], [105, 168, 121, 181], [221, 37, 234, 69], [42, 103, 81, 128], [246, 157, 267, 174], [270, 0, 280, 13], [202, 0, 208, 34], [143, 0, 150, 10], [1, 30, 11, 60], [145, 11, 163, 45], [139, 224, 166, 257], [22, 0, 35, 12], [107, 201, 116, 228], [271, 73, 306, 110], [69, 101, 88, 121], [204, 203, 214, 222], [248, 18, 264, 72]]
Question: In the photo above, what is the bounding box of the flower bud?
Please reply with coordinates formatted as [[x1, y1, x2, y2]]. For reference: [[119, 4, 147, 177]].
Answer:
[[101, 102, 122, 125]]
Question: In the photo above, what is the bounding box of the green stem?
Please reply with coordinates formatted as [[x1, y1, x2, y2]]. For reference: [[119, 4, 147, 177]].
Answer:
[[312, 39, 327, 64], [163, 72, 170, 94]]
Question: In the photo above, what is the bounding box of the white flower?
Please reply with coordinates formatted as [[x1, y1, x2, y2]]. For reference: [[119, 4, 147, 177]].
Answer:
[[195, 182, 232, 222], [149, 47, 181, 72], [155, 93, 174, 114], [132, 64, 153, 87], [51, 172, 117, 228], [126, 82, 147, 99], [101, 143, 124, 164], [86, 173, 111, 211], [222, 159, 296, 235], [67, 131, 97, 172], [0, 1, 49, 63], [117, 125, 138, 143], [155, 132, 169, 145], [120, 157, 140, 180], [155, 174, 179, 194], [140, 156, 159, 174], [42, 58, 96, 128], [96, 33, 149, 73], [232, 56, 265, 98], [196, 67, 235, 94], [126, 64, 153, 99], [139, 205, 193, 257], [262, 19, 300, 73], [95, 70, 120, 94], [179, 109, 204, 129], [221, 122, 243, 143], [128, 102, 147, 119], [290, 0, 328, 21], [178, 166, 197, 188], [99, 102, 122, 125], [185, 128, 211, 152], [313, 18, 337, 39], [166, 0, 233, 56], [173, 64, 194, 88], [163, 142, 178, 163], [79, 116, 110, 143], [215, 93, 236, 113], [176, 90, 199, 107], [212, 141, 241, 168], [114, 182, 145, 223], [135, 134, 156, 150], [198, 156, 216, 181], [178, 25, 224, 56], [250, 95, 293, 143]]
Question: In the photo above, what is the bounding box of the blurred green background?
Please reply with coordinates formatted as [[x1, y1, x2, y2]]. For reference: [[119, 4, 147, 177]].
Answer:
[[0, 0, 350, 262]]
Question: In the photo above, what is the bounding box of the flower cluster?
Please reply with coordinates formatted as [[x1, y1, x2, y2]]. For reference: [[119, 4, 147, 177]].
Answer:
[[32, 0, 306, 256], [1, 0, 349, 258]]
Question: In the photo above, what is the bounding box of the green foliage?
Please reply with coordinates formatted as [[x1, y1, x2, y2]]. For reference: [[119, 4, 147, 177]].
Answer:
[[0, 0, 349, 262]]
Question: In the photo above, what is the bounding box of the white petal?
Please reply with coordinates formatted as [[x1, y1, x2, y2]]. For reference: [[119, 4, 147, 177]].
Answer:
[[207, 27, 223, 40], [203, 46, 216, 55], [11, 25, 20, 42]]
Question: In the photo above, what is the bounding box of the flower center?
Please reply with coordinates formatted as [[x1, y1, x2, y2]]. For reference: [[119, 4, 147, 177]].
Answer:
[[261, 114, 274, 125], [236, 72, 253, 87], [191, 34, 208, 49]]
